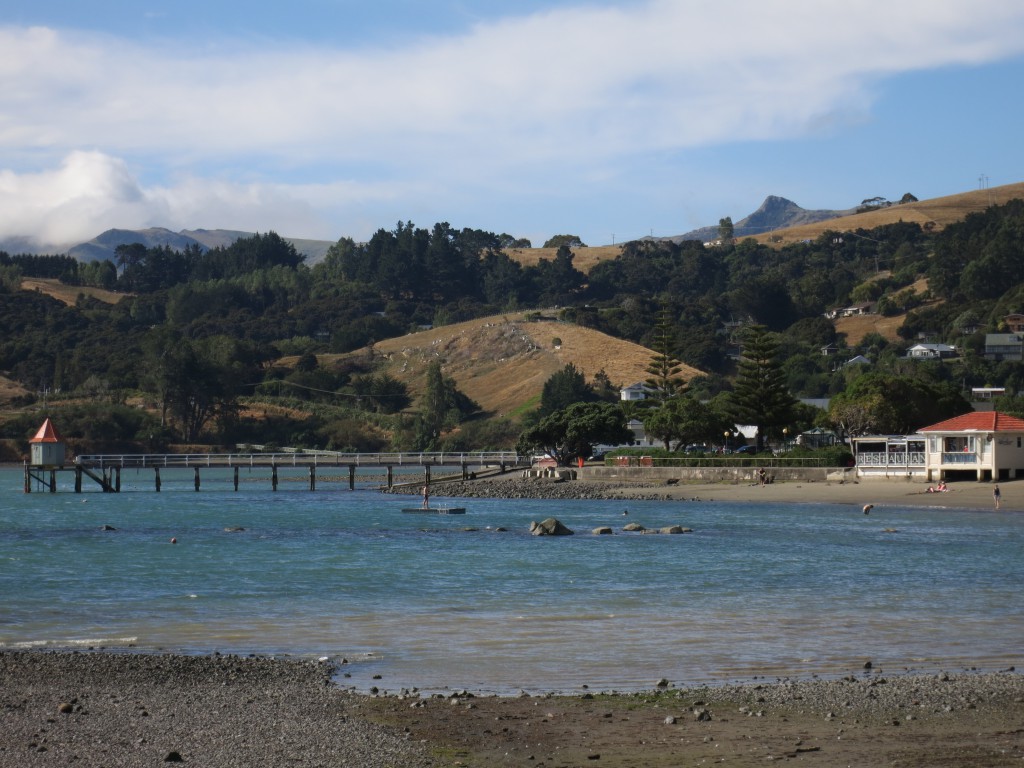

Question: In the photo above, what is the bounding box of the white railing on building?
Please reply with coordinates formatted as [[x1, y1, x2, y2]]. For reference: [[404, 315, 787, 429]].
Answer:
[[856, 451, 926, 467]]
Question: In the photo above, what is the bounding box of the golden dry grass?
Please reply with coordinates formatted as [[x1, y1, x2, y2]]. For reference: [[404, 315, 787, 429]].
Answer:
[[834, 278, 936, 345], [20, 278, 128, 306], [0, 374, 30, 405], [319, 312, 703, 416], [749, 181, 1024, 246], [505, 245, 622, 274]]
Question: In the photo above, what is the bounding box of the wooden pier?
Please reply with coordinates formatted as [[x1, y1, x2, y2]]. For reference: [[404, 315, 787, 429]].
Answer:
[[23, 451, 525, 493]]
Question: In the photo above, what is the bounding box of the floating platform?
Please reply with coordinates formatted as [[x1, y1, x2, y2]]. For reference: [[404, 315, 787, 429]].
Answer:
[[401, 506, 467, 515]]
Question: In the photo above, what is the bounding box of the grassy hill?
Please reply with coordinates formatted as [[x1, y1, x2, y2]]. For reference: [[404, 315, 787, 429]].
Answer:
[[748, 182, 1024, 246], [20, 278, 128, 306], [505, 244, 622, 275], [317, 311, 703, 417]]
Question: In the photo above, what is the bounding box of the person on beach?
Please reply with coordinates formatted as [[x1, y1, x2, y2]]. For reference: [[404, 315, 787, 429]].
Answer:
[[993, 484, 1001, 509], [421, 484, 430, 509], [758, 468, 766, 487]]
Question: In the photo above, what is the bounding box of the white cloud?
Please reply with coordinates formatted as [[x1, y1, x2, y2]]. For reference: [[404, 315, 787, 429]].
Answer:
[[0, 151, 366, 246], [1, 0, 1023, 246]]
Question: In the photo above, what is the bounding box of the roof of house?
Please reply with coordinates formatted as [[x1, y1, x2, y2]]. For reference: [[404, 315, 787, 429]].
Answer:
[[908, 343, 955, 351], [919, 411, 1024, 433], [30, 418, 64, 444]]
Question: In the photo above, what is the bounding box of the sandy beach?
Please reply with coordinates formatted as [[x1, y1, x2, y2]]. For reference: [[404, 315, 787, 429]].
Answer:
[[3, 474, 1021, 767], [627, 475, 1014, 511], [423, 471, 1017, 512]]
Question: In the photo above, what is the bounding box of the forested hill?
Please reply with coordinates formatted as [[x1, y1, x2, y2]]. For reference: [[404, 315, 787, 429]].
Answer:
[[1, 192, 1024, 453]]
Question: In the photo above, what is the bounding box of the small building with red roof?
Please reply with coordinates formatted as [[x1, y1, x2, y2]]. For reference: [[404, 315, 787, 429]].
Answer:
[[855, 411, 1024, 482], [29, 418, 66, 467], [919, 411, 1024, 482]]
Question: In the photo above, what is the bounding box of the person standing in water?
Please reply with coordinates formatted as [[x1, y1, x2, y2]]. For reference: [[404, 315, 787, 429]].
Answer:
[[421, 484, 430, 509]]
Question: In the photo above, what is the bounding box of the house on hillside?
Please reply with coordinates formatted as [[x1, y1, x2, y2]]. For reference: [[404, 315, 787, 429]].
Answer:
[[971, 387, 1006, 401], [1004, 313, 1024, 334], [906, 343, 957, 360], [854, 411, 1024, 481], [824, 304, 871, 320], [984, 333, 1024, 362], [620, 382, 654, 402]]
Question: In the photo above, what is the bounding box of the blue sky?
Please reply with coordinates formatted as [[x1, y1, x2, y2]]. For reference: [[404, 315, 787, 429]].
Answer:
[[3, 0, 1024, 250]]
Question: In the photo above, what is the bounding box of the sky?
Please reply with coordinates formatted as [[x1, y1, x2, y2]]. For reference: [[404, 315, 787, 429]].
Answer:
[[2, 0, 1024, 251]]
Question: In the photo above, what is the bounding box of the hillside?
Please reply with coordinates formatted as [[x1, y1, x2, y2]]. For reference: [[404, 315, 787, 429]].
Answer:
[[20, 278, 128, 306], [505, 244, 622, 275], [0, 374, 30, 405], [749, 182, 1024, 246], [321, 312, 703, 417]]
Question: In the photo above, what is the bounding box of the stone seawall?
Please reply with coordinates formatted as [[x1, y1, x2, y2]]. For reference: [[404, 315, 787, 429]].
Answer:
[[582, 465, 851, 484]]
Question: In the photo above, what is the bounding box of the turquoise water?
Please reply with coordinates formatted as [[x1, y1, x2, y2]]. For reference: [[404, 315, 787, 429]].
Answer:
[[2, 466, 1022, 694]]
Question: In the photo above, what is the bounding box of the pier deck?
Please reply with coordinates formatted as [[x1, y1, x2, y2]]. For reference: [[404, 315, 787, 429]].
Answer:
[[24, 451, 525, 493]]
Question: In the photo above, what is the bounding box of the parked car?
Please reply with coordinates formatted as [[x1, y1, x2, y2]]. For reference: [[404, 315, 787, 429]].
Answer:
[[735, 445, 770, 455]]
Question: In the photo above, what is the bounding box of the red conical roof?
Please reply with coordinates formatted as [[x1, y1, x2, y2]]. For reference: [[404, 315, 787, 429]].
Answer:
[[30, 418, 64, 443]]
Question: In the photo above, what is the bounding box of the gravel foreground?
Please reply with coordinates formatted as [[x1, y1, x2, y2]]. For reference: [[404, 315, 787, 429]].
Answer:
[[0, 651, 435, 768], [3, 651, 1022, 767], [369, 667, 1024, 767]]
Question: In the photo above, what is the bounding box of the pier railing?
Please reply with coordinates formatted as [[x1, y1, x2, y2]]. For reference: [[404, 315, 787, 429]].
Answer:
[[73, 451, 526, 470]]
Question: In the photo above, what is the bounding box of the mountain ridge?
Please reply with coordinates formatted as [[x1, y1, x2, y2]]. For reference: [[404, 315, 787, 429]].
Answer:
[[666, 195, 856, 243], [0, 195, 846, 262]]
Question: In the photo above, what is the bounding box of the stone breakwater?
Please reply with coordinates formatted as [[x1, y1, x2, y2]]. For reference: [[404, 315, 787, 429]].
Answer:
[[389, 476, 680, 501], [0, 651, 435, 768]]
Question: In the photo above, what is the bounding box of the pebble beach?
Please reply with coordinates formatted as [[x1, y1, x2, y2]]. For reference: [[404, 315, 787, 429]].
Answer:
[[4, 650, 1022, 767]]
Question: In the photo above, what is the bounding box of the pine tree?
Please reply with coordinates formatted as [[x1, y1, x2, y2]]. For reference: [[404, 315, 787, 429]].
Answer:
[[540, 363, 594, 416], [644, 307, 686, 403], [727, 325, 797, 450]]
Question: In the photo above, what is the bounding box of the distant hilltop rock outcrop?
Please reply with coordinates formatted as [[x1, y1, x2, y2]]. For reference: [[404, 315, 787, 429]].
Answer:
[[668, 195, 856, 243]]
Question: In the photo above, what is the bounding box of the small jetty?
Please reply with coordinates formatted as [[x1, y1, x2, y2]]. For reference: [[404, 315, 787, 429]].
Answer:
[[22, 419, 524, 493]]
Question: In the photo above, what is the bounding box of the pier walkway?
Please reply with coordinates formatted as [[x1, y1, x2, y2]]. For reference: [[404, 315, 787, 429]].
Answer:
[[25, 451, 526, 493]]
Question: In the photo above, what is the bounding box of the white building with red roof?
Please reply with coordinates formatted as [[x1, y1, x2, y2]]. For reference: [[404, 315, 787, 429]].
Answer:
[[919, 411, 1024, 482], [855, 411, 1024, 482]]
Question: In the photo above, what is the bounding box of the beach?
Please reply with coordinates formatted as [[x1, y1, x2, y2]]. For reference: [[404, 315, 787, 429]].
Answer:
[[3, 651, 1022, 767], [3, 473, 1021, 766], [422, 471, 1016, 511]]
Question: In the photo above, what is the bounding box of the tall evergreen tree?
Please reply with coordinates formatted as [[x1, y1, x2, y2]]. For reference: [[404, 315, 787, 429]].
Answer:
[[540, 363, 594, 416], [644, 307, 686, 403], [727, 325, 797, 450]]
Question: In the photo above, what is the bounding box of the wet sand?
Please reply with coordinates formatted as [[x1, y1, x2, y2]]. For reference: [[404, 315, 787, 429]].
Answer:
[[5, 651, 1019, 768]]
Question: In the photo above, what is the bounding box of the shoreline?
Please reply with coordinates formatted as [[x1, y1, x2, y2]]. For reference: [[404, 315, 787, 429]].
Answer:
[[414, 472, 1016, 512], [3, 650, 1022, 767]]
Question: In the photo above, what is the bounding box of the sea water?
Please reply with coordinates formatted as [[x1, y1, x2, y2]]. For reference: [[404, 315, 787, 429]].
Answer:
[[1, 466, 1022, 694]]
